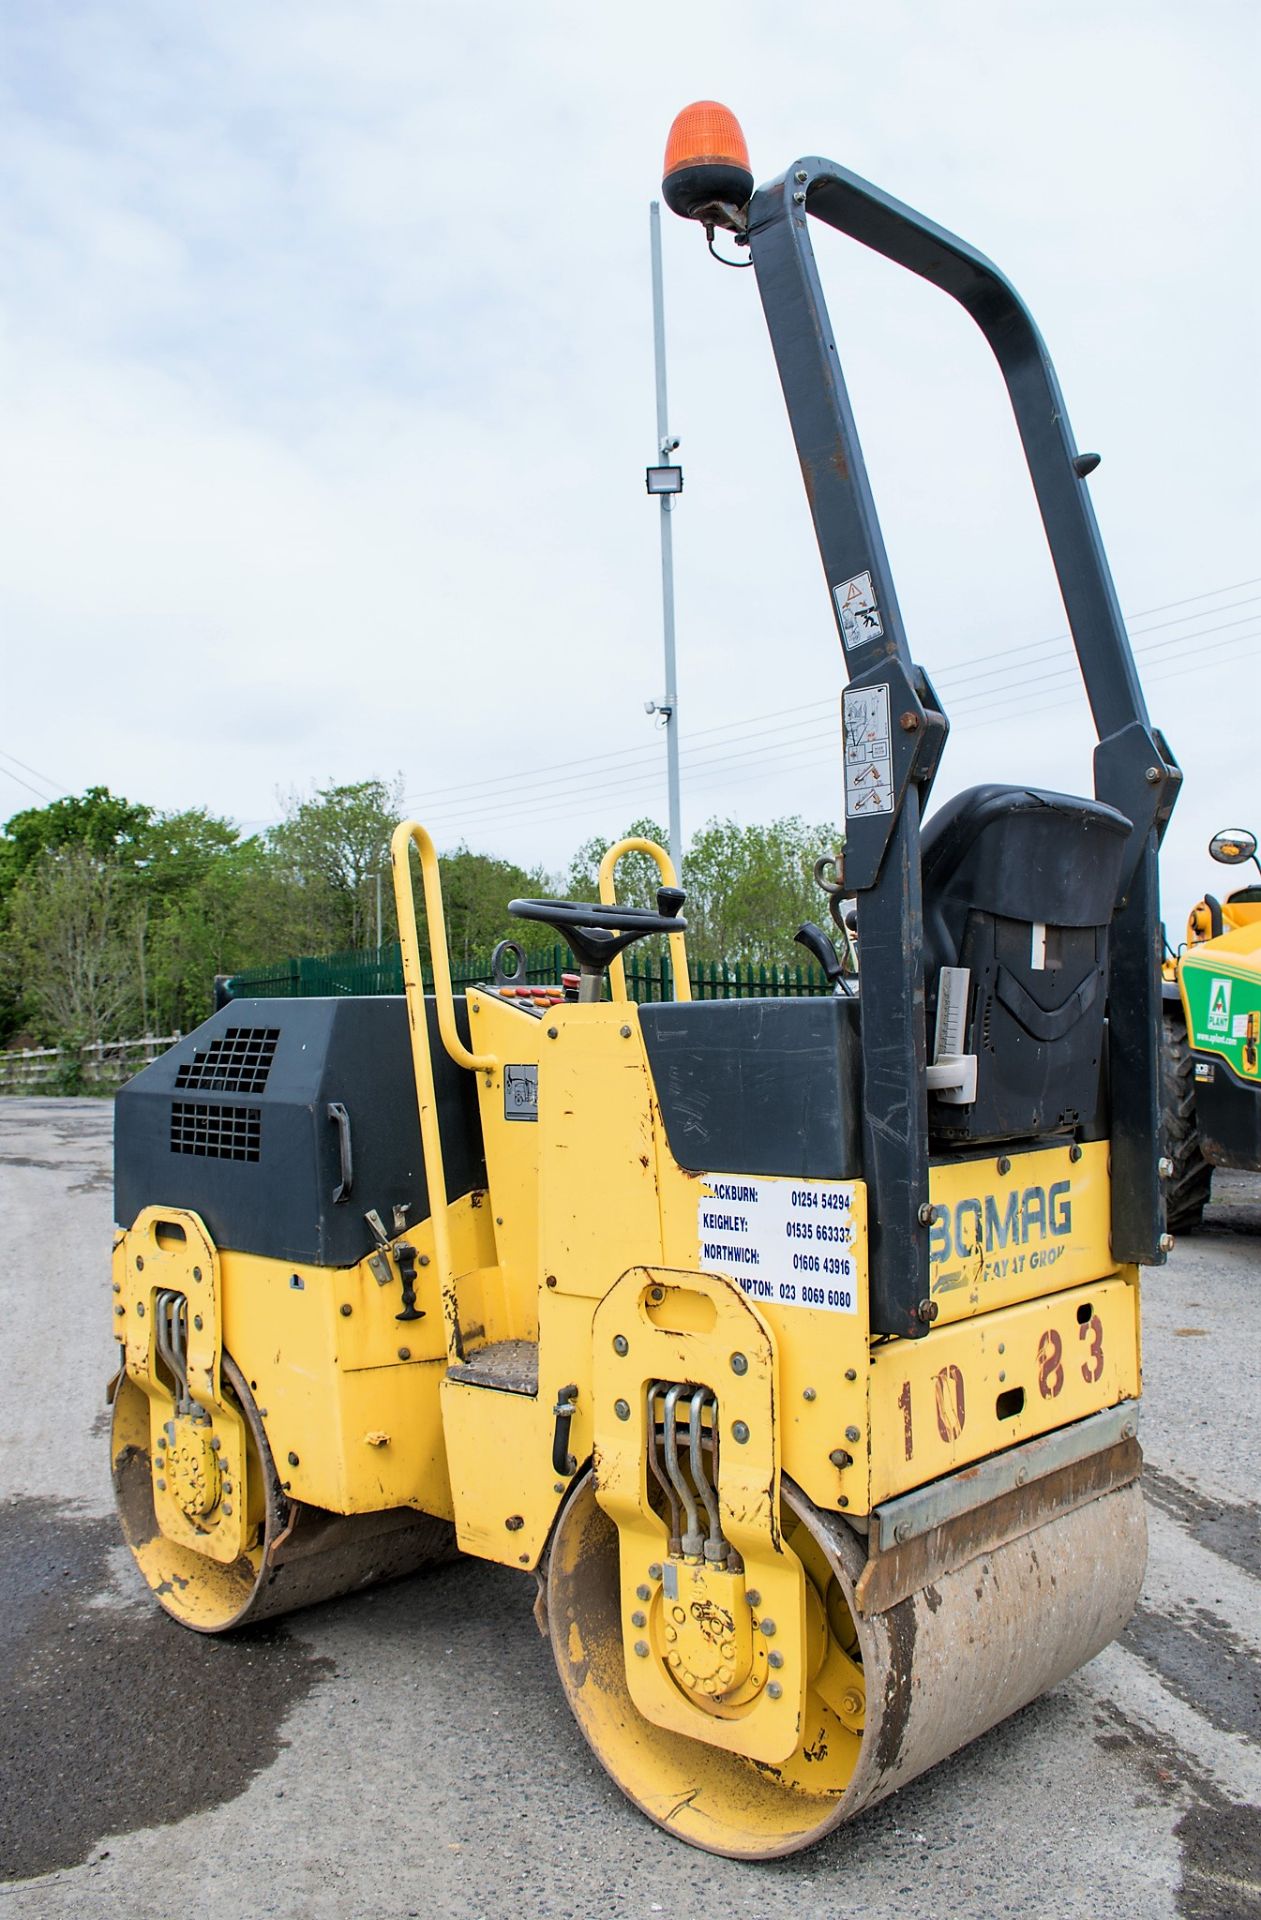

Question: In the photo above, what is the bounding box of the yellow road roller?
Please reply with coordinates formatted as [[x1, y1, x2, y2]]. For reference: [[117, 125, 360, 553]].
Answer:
[[109, 103, 1181, 1857]]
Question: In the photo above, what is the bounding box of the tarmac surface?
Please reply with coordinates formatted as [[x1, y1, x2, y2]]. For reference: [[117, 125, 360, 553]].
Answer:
[[0, 1095, 1258, 1919]]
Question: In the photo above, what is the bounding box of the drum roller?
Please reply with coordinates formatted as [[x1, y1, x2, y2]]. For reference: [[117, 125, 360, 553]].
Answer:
[[111, 1354, 455, 1634], [545, 1471, 1146, 1858]]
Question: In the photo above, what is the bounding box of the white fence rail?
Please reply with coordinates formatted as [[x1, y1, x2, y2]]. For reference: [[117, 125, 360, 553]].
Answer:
[[0, 1034, 180, 1093]]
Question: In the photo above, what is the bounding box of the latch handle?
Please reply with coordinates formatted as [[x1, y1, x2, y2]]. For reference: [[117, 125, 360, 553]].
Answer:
[[327, 1102, 354, 1202], [551, 1384, 579, 1476]]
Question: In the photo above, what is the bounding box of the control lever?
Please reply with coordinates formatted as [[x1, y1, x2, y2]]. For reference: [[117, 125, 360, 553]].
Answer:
[[795, 922, 854, 997], [656, 886, 686, 918], [394, 1243, 425, 1323]]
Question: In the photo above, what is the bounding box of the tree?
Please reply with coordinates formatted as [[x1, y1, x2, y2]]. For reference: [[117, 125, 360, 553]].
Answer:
[[8, 846, 143, 1044], [567, 817, 672, 908], [269, 779, 403, 951], [565, 815, 841, 968], [145, 837, 288, 1034], [0, 787, 152, 902], [682, 816, 842, 965], [436, 845, 558, 967], [134, 809, 245, 900]]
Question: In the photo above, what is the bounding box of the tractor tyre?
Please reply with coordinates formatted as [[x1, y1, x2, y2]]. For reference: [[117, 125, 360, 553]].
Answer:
[[1161, 1010, 1212, 1233]]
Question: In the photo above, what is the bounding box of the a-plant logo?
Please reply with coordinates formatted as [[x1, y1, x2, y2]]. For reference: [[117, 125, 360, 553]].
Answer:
[[1208, 978, 1232, 1033]]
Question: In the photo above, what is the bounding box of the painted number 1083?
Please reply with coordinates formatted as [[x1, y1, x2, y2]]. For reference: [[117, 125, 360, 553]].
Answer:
[[897, 1365, 967, 1460]]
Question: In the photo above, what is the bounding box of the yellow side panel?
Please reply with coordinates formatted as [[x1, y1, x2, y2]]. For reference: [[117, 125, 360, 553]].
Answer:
[[927, 1140, 1115, 1325], [216, 1194, 494, 1521], [467, 989, 546, 1341], [220, 1256, 453, 1520], [439, 1379, 556, 1567], [439, 1285, 619, 1571], [538, 1005, 665, 1298], [865, 1271, 1141, 1506], [114, 1208, 250, 1566], [654, 1141, 1119, 1514]]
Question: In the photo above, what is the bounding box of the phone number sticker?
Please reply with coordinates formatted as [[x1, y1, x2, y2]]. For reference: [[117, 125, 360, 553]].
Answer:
[[698, 1173, 859, 1313]]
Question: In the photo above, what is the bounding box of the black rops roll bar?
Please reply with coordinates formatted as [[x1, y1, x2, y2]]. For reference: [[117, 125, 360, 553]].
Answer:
[[747, 160, 1181, 1339]]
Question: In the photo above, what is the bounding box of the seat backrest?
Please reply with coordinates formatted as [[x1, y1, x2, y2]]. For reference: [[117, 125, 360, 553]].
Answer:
[[921, 785, 1131, 1145]]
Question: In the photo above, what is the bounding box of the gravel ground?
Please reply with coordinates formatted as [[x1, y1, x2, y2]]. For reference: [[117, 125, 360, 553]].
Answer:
[[0, 1096, 1257, 1919]]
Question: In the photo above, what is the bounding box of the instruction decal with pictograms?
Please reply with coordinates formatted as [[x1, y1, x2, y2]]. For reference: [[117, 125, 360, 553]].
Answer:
[[834, 570, 884, 650], [843, 683, 894, 817], [504, 1063, 539, 1121]]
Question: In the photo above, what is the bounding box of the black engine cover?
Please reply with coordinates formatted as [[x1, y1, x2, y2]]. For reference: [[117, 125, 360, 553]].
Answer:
[[114, 996, 486, 1268]]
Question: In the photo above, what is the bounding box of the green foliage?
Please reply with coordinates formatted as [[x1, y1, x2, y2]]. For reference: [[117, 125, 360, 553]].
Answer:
[[0, 787, 152, 901], [567, 817, 671, 910], [145, 842, 288, 1036], [436, 845, 557, 966], [269, 779, 403, 952], [135, 808, 247, 900], [0, 779, 845, 1050], [0, 790, 292, 1044], [7, 845, 143, 1045], [683, 816, 841, 966]]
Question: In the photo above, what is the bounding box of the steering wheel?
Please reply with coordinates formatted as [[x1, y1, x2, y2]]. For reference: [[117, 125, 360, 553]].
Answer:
[[508, 890, 686, 983]]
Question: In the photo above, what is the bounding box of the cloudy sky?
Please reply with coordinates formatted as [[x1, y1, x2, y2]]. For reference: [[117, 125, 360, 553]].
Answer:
[[1, 1, 1256, 914]]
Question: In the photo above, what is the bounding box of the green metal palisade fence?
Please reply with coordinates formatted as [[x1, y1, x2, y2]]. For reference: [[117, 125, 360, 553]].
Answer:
[[223, 942, 832, 1003]]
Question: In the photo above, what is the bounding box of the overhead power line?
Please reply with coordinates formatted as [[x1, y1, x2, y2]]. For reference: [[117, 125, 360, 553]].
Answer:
[[410, 602, 1257, 838], [0, 765, 59, 807], [623, 624, 1261, 820], [402, 575, 1259, 824], [421, 626, 1259, 841], [0, 754, 68, 809]]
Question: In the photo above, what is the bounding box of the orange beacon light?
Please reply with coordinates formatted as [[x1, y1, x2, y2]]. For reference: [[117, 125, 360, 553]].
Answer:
[[661, 101, 753, 228]]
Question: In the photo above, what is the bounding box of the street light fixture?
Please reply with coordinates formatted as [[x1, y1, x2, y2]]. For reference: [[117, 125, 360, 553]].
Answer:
[[645, 464, 683, 496]]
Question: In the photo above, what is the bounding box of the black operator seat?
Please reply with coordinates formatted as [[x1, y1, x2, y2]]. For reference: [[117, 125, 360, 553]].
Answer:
[[920, 784, 1132, 1146]]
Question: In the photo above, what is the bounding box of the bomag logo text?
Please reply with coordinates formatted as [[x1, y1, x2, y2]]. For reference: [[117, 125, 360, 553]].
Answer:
[[929, 1181, 1072, 1264]]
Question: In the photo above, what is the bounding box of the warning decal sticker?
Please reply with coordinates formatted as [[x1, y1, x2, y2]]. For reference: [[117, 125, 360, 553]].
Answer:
[[834, 570, 884, 650], [504, 1063, 539, 1121], [843, 683, 894, 817]]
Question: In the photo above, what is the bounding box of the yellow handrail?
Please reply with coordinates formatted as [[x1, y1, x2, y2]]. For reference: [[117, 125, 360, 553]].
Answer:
[[391, 821, 496, 1074], [390, 820, 496, 1362], [598, 837, 691, 1004]]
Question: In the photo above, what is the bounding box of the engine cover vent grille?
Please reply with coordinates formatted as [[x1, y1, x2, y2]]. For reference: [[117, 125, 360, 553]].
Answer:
[[170, 1101, 262, 1162], [175, 1027, 279, 1095]]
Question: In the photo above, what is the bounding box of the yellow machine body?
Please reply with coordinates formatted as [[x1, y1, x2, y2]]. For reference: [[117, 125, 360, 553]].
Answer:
[[113, 906, 1143, 1850], [1181, 892, 1261, 948], [111, 828, 1144, 1850], [112, 987, 1138, 1559]]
